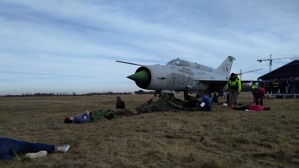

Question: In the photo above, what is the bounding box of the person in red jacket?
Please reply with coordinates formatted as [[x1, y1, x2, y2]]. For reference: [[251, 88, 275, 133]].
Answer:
[[233, 104, 270, 111], [253, 87, 266, 106]]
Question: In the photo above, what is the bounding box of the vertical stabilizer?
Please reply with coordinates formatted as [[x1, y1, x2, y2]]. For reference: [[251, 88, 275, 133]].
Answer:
[[216, 56, 235, 76]]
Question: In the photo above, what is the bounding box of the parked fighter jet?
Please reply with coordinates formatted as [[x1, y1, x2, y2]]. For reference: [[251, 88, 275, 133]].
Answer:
[[116, 56, 235, 96]]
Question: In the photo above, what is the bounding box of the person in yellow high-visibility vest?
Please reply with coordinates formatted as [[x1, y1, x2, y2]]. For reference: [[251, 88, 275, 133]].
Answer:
[[227, 73, 242, 108]]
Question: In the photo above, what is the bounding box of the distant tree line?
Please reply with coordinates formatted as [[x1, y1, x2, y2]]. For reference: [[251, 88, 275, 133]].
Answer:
[[1, 85, 255, 97], [1, 90, 156, 97]]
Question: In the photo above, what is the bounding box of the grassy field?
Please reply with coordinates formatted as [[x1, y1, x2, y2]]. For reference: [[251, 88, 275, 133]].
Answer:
[[0, 93, 298, 168]]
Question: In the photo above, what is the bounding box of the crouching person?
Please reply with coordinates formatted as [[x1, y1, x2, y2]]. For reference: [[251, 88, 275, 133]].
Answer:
[[198, 92, 212, 111]]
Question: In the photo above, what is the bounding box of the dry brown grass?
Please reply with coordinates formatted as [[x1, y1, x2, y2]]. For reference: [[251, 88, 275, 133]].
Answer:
[[0, 93, 298, 168]]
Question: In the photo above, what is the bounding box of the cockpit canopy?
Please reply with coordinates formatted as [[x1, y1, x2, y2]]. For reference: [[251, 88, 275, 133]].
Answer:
[[167, 58, 214, 72], [167, 58, 189, 66]]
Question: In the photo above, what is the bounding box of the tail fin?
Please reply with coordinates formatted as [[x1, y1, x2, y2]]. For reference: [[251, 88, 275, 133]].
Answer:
[[216, 56, 235, 76]]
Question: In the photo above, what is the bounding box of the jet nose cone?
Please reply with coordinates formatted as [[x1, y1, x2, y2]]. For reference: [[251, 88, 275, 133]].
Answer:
[[127, 69, 151, 88], [127, 70, 148, 81]]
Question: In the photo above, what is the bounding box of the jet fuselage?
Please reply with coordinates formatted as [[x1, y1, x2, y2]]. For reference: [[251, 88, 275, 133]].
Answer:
[[118, 56, 235, 93]]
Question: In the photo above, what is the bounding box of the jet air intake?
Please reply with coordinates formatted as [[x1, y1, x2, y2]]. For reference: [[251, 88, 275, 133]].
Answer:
[[127, 67, 151, 88]]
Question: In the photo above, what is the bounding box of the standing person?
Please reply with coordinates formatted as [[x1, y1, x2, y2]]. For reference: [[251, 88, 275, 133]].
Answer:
[[289, 77, 295, 93], [253, 86, 266, 106], [279, 78, 287, 94], [272, 79, 279, 94], [116, 96, 126, 109], [251, 83, 258, 99], [198, 92, 212, 111], [154, 92, 157, 99], [227, 73, 242, 108], [0, 137, 70, 160], [265, 80, 272, 94], [295, 77, 299, 93]]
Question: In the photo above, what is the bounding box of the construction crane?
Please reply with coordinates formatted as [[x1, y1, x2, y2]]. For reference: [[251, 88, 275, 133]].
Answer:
[[257, 54, 299, 72]]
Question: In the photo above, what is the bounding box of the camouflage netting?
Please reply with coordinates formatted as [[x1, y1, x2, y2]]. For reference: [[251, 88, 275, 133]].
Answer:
[[88, 95, 199, 122], [135, 94, 197, 113]]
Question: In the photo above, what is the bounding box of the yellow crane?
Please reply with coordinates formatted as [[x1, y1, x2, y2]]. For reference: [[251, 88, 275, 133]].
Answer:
[[257, 54, 299, 72]]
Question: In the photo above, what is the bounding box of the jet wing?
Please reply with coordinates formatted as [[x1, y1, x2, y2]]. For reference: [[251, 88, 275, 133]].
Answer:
[[197, 79, 258, 84], [194, 79, 228, 84]]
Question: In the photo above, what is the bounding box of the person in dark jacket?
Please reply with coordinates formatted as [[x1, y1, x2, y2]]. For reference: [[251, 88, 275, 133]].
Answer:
[[272, 79, 279, 94], [211, 92, 219, 104], [116, 96, 126, 109]]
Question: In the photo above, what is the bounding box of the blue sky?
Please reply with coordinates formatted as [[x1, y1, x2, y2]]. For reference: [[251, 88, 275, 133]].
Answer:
[[0, 0, 298, 95]]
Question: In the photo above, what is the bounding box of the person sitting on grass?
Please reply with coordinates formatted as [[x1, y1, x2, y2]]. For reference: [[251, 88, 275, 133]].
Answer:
[[197, 92, 212, 111], [116, 96, 126, 109], [187, 96, 200, 108], [0, 137, 70, 160], [211, 92, 219, 104]]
